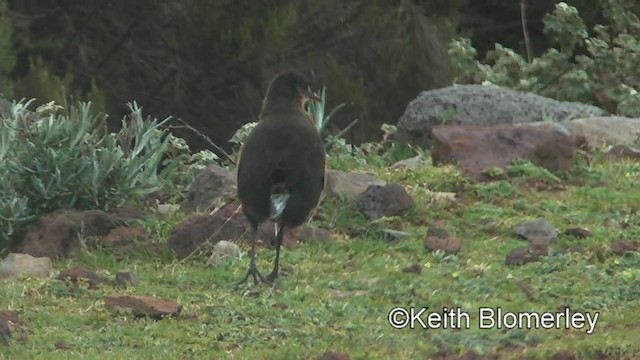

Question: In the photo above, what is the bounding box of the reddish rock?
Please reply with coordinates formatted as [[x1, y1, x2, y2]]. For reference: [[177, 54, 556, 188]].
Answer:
[[610, 240, 640, 255], [356, 183, 413, 220], [430, 123, 575, 180], [506, 243, 548, 265], [12, 209, 120, 259], [564, 227, 592, 239], [550, 349, 576, 360], [57, 267, 108, 289], [103, 226, 149, 247], [316, 351, 350, 360], [424, 236, 462, 254], [104, 295, 182, 319]]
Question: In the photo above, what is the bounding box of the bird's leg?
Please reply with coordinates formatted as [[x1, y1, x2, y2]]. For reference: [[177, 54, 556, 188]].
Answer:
[[266, 224, 285, 283], [238, 220, 270, 285]]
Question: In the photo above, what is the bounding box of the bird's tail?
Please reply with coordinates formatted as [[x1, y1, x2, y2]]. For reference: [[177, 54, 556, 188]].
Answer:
[[269, 184, 290, 221]]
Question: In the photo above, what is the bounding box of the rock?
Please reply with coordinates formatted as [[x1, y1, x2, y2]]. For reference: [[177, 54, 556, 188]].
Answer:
[[102, 226, 149, 247], [562, 117, 640, 149], [402, 264, 422, 274], [424, 235, 462, 254], [12, 209, 120, 259], [605, 144, 640, 160], [564, 227, 591, 239], [550, 349, 576, 360], [391, 155, 423, 169], [206, 240, 241, 267], [424, 227, 461, 254], [179, 164, 236, 214], [299, 226, 334, 244], [506, 243, 548, 265], [315, 351, 350, 360], [430, 123, 576, 180], [168, 201, 245, 259], [512, 218, 558, 244], [115, 269, 138, 288], [104, 295, 182, 319], [356, 183, 413, 220], [57, 267, 108, 289], [325, 169, 386, 201], [0, 253, 52, 281], [54, 340, 68, 350], [610, 240, 640, 255], [396, 84, 606, 148]]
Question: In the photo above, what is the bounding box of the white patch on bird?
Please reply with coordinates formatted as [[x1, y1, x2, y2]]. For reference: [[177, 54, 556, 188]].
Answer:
[[269, 193, 290, 221]]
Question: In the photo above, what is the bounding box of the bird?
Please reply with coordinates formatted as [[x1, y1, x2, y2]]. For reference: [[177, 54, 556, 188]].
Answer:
[[236, 71, 326, 286]]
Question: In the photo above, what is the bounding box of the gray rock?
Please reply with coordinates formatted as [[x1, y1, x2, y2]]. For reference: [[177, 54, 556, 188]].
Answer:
[[180, 164, 236, 214], [561, 117, 640, 148], [115, 269, 138, 287], [325, 170, 386, 201], [206, 240, 241, 267], [512, 218, 558, 244], [0, 253, 52, 280], [396, 84, 607, 147], [356, 183, 413, 220]]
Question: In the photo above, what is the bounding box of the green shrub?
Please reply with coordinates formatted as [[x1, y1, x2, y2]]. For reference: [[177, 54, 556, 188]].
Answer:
[[449, 0, 640, 116], [0, 99, 182, 250]]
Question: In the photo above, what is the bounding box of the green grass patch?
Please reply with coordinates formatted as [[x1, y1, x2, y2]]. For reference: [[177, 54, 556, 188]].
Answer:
[[1, 156, 639, 359]]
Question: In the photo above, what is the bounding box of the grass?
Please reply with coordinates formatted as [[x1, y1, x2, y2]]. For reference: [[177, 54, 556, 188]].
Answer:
[[1, 153, 640, 359]]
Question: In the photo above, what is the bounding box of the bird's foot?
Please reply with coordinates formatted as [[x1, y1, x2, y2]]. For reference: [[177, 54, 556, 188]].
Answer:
[[237, 265, 272, 286], [266, 270, 279, 283]]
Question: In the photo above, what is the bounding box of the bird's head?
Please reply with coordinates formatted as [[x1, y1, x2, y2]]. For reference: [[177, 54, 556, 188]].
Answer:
[[263, 71, 321, 110]]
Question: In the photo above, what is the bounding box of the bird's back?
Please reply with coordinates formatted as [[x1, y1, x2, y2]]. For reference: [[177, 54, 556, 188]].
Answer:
[[237, 108, 325, 226]]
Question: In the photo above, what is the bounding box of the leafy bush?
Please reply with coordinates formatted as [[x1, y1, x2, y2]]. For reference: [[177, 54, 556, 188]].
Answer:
[[449, 0, 640, 116], [0, 99, 182, 250]]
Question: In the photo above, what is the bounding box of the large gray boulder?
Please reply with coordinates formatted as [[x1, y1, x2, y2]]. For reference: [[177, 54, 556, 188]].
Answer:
[[396, 84, 608, 148], [560, 117, 640, 149]]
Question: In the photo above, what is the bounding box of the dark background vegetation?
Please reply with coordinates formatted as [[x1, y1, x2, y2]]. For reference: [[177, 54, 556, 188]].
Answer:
[[0, 0, 610, 157]]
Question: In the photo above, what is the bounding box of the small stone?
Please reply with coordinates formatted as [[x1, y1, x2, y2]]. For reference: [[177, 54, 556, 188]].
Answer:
[[55, 340, 68, 350], [300, 226, 334, 244], [610, 240, 640, 255], [506, 243, 548, 265], [424, 236, 462, 254], [316, 351, 350, 360], [115, 269, 138, 288], [104, 295, 182, 319], [325, 170, 386, 201], [512, 218, 558, 244], [356, 183, 413, 220], [550, 349, 576, 360], [57, 267, 108, 289], [0, 253, 52, 281], [206, 240, 241, 267], [564, 227, 591, 239], [402, 264, 422, 274]]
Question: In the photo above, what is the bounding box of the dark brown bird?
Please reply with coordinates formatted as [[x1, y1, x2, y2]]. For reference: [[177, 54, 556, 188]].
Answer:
[[236, 71, 326, 285]]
